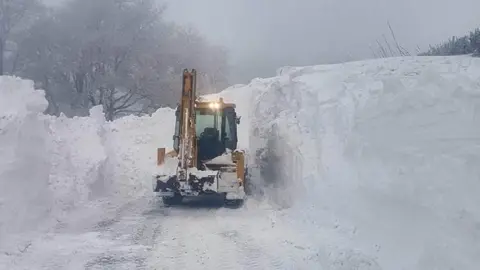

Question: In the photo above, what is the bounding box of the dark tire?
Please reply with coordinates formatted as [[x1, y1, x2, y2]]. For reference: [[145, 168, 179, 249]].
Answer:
[[224, 199, 244, 209], [162, 193, 183, 206]]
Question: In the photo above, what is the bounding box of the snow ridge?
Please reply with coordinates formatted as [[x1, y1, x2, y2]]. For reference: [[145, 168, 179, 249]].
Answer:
[[249, 56, 480, 269]]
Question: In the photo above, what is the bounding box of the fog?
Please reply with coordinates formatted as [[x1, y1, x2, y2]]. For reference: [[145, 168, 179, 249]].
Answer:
[[43, 0, 480, 84], [162, 0, 480, 83]]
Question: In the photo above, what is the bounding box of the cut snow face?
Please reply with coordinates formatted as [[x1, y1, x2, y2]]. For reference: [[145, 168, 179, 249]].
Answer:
[[0, 77, 53, 243], [0, 76, 176, 253], [248, 56, 480, 269], [0, 77, 112, 252]]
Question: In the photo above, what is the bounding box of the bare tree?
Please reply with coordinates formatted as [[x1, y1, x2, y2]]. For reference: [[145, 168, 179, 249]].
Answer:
[[370, 21, 411, 58], [0, 0, 43, 75], [387, 21, 410, 56], [13, 0, 230, 119], [16, 0, 168, 119]]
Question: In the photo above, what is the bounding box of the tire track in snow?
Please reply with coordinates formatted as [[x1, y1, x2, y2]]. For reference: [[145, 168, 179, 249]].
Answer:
[[146, 207, 247, 270], [145, 201, 325, 270]]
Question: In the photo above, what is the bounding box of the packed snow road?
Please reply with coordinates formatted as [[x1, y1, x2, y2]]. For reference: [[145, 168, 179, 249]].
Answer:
[[1, 198, 333, 269], [2, 55, 480, 269]]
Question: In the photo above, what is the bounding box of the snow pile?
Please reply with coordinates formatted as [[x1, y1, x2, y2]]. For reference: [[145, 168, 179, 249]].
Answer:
[[0, 77, 53, 241], [248, 56, 480, 269], [106, 107, 175, 199], [0, 76, 176, 254], [46, 106, 108, 220], [0, 77, 111, 251]]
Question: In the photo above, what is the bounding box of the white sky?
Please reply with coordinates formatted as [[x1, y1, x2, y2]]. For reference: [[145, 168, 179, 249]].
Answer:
[[43, 0, 480, 84]]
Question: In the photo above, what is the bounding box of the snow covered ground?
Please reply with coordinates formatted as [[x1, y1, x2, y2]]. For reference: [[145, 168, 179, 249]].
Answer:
[[1, 55, 480, 269]]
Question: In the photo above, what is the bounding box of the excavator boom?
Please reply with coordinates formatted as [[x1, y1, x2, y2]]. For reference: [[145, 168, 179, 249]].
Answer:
[[178, 69, 197, 173]]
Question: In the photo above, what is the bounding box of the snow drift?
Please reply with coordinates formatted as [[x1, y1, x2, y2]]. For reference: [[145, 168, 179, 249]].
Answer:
[[0, 76, 114, 253], [0, 76, 175, 254], [0, 77, 54, 246], [248, 56, 480, 269]]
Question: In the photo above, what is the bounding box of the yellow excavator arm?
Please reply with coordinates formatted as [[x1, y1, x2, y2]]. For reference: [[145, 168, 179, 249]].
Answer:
[[178, 69, 198, 170], [157, 69, 198, 167]]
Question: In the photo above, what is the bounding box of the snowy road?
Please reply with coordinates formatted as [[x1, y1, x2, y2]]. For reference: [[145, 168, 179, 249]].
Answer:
[[2, 198, 335, 270]]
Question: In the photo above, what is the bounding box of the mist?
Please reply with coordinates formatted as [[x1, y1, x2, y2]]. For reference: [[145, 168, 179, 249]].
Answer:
[[1, 0, 475, 120], [41, 0, 480, 83], [162, 0, 480, 83]]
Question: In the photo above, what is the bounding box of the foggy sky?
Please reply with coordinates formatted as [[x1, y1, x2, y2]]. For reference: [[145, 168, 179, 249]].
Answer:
[[43, 0, 480, 84], [161, 0, 480, 83]]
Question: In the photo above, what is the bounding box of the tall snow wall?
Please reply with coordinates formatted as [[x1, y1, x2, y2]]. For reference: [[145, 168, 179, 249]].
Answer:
[[249, 56, 480, 269], [0, 76, 175, 252]]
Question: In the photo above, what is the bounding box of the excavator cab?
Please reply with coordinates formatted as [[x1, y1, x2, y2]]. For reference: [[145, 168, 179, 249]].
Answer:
[[173, 99, 240, 166]]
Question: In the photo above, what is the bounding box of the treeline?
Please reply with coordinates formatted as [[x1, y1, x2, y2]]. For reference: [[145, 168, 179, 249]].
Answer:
[[0, 0, 229, 120], [420, 28, 480, 57]]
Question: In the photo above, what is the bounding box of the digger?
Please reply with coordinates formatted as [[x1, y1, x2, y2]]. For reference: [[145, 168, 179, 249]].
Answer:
[[153, 69, 249, 207]]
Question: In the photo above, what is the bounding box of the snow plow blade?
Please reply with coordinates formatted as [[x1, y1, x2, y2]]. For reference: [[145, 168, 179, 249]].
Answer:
[[153, 148, 248, 206]]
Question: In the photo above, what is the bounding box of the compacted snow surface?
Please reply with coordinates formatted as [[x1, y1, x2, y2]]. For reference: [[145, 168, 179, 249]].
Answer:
[[0, 56, 479, 269]]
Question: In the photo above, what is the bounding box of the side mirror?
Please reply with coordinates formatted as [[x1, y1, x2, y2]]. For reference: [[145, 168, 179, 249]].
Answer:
[[236, 116, 241, 124]]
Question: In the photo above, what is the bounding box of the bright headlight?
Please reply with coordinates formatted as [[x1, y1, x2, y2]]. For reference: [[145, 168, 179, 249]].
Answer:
[[209, 102, 220, 109]]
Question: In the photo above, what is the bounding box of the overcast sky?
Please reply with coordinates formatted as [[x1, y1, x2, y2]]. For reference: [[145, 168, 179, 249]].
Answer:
[[44, 0, 480, 84]]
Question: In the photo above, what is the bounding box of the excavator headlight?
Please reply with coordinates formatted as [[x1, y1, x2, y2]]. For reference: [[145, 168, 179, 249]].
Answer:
[[209, 102, 220, 110], [231, 151, 241, 162]]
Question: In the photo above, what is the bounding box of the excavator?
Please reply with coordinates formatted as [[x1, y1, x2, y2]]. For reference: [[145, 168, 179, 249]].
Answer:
[[152, 69, 249, 207]]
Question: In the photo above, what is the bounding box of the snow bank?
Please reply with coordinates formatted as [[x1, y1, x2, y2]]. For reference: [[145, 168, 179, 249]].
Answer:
[[0, 77, 110, 252], [249, 56, 480, 269], [0, 76, 176, 254], [0, 77, 53, 247], [105, 107, 175, 200]]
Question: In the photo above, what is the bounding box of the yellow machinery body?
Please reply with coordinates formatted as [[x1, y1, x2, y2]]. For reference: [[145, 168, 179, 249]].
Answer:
[[153, 69, 248, 206]]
